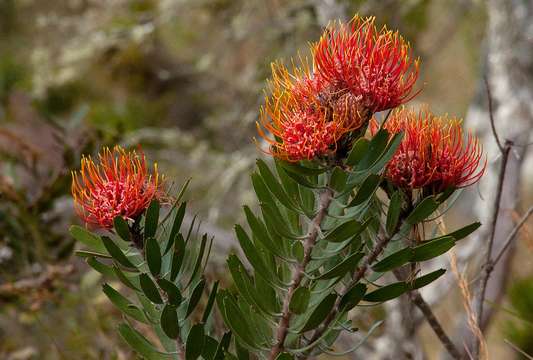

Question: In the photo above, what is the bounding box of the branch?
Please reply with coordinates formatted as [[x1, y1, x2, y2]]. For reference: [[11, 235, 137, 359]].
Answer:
[[492, 206, 533, 266], [409, 290, 463, 359], [269, 188, 334, 359]]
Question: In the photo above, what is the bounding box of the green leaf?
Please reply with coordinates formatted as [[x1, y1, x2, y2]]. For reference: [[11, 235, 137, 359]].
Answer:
[[346, 138, 370, 166], [69, 225, 106, 253], [363, 282, 408, 302], [339, 283, 367, 311], [113, 265, 140, 291], [371, 247, 413, 272], [217, 291, 262, 350], [244, 206, 285, 258], [75, 250, 111, 259], [406, 196, 439, 224], [186, 234, 209, 287], [114, 216, 131, 242], [118, 323, 165, 360], [170, 234, 185, 281], [412, 237, 455, 262], [410, 269, 446, 290], [289, 287, 310, 314], [158, 278, 182, 306], [202, 281, 219, 323], [169, 202, 187, 247], [349, 174, 381, 207], [101, 236, 135, 268], [317, 252, 364, 279], [277, 161, 325, 176], [292, 241, 304, 262], [139, 273, 163, 304], [161, 304, 180, 338], [186, 323, 205, 360], [299, 293, 337, 333], [281, 168, 321, 189], [256, 159, 301, 213], [145, 200, 160, 239], [145, 237, 162, 276], [102, 284, 147, 323], [357, 129, 389, 170], [330, 167, 348, 192], [386, 191, 402, 235], [367, 132, 404, 173], [324, 219, 367, 243], [235, 224, 285, 288], [213, 332, 232, 360], [186, 278, 206, 318], [86, 257, 115, 277], [446, 222, 482, 241]]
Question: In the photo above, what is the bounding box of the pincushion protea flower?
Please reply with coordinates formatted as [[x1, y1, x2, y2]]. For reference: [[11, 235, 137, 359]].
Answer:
[[372, 107, 485, 192], [257, 61, 360, 161], [71, 146, 163, 229], [313, 15, 420, 114]]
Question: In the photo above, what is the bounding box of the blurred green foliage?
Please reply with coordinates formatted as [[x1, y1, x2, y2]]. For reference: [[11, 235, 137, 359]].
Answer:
[[503, 277, 533, 359]]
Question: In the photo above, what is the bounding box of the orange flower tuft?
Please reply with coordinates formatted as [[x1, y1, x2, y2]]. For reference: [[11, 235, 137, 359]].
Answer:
[[313, 15, 420, 113], [372, 107, 485, 192], [257, 61, 360, 161], [71, 146, 163, 229]]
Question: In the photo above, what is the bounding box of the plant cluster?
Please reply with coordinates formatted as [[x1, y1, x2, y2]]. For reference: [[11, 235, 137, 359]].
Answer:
[[70, 15, 485, 359]]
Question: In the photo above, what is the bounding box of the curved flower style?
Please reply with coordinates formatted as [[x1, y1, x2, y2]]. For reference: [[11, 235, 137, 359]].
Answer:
[[257, 61, 360, 161], [313, 15, 420, 114], [373, 107, 485, 192], [72, 146, 163, 229]]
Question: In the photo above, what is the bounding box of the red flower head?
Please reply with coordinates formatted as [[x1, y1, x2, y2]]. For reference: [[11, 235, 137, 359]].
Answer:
[[372, 107, 485, 192], [71, 146, 163, 229], [257, 61, 359, 161], [313, 15, 420, 114]]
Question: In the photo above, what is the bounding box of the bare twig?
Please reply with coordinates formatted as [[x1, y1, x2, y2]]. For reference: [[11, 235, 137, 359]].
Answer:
[[270, 188, 333, 359], [484, 74, 504, 153], [492, 206, 533, 266], [475, 139, 512, 351], [504, 339, 533, 360], [409, 291, 463, 360]]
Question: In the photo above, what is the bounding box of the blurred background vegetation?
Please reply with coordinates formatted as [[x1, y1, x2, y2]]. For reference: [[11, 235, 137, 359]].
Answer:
[[0, 0, 531, 359]]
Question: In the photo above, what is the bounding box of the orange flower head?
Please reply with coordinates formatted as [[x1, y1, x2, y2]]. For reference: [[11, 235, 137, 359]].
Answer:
[[372, 107, 485, 192], [257, 61, 360, 161], [313, 15, 420, 113], [71, 146, 163, 229]]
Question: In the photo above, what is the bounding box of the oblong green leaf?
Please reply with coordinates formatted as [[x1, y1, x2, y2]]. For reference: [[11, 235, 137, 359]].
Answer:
[[256, 159, 301, 213], [411, 269, 446, 290], [406, 197, 439, 224], [158, 278, 182, 306], [102, 284, 147, 323], [386, 191, 402, 235], [299, 293, 337, 333], [186, 323, 205, 360], [69, 225, 106, 253], [145, 200, 160, 239], [324, 219, 367, 243], [161, 304, 180, 339], [412, 237, 455, 262], [118, 323, 165, 360], [363, 282, 408, 302], [114, 216, 131, 242], [346, 138, 370, 166], [446, 222, 481, 241], [86, 257, 115, 277], [101, 236, 135, 268], [139, 273, 163, 304], [168, 202, 187, 246], [145, 237, 162, 276], [289, 287, 310, 315], [339, 283, 367, 311], [349, 174, 381, 207], [186, 278, 206, 318], [316, 252, 364, 279], [371, 247, 413, 272], [202, 281, 219, 323]]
